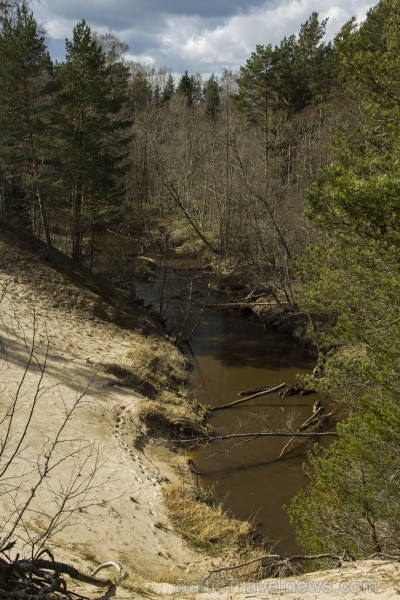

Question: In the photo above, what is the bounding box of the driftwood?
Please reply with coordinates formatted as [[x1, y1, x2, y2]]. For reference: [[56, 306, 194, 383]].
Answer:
[[210, 383, 287, 412], [277, 407, 334, 460], [239, 384, 278, 396], [279, 383, 314, 398], [210, 380, 317, 412], [239, 383, 314, 398], [203, 551, 354, 584], [0, 548, 127, 600], [204, 550, 400, 585]]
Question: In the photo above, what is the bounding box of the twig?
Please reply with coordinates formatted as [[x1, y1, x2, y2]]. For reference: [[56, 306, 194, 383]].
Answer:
[[277, 407, 328, 461], [369, 552, 400, 561]]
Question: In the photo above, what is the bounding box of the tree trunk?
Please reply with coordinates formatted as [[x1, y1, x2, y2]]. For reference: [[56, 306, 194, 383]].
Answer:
[[23, 82, 52, 250], [72, 185, 83, 263]]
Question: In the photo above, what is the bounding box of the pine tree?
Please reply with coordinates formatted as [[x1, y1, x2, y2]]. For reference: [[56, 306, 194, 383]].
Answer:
[[129, 66, 152, 113], [235, 13, 334, 118], [288, 0, 400, 556], [162, 73, 175, 103], [177, 70, 201, 106], [54, 19, 131, 263], [291, 12, 334, 111], [0, 2, 53, 246], [234, 44, 277, 128], [204, 74, 221, 120]]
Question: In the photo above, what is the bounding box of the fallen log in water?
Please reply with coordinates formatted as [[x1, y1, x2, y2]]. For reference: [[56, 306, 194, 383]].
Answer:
[[279, 383, 315, 398], [239, 383, 280, 396], [239, 382, 314, 399], [178, 430, 337, 446], [209, 383, 287, 412], [277, 407, 335, 460]]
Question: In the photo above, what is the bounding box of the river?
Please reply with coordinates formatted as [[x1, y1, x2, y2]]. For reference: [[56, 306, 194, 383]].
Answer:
[[136, 254, 322, 554]]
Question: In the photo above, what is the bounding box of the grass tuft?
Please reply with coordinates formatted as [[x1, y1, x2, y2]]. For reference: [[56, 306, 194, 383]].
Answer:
[[163, 479, 256, 556], [136, 398, 209, 440]]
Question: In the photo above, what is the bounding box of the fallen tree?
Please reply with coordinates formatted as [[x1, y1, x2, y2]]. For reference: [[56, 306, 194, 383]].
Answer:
[[209, 383, 287, 412], [177, 429, 337, 446], [203, 550, 354, 583], [210, 382, 315, 412], [203, 550, 400, 584], [277, 408, 334, 460]]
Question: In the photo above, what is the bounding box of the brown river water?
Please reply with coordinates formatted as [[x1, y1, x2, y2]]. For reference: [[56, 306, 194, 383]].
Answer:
[[188, 313, 320, 554], [136, 256, 324, 554]]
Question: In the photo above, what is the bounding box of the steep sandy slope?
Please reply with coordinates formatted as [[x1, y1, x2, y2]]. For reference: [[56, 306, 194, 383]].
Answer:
[[0, 228, 213, 587]]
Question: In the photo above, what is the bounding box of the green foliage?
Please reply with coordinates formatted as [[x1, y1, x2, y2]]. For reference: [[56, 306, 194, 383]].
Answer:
[[0, 2, 53, 239], [0, 8, 131, 256], [234, 43, 275, 128], [307, 169, 400, 241], [204, 74, 221, 120], [289, 0, 400, 556], [129, 66, 152, 112], [162, 73, 175, 103], [234, 12, 334, 125], [288, 395, 400, 556], [176, 70, 201, 106], [53, 19, 131, 261], [291, 12, 334, 111]]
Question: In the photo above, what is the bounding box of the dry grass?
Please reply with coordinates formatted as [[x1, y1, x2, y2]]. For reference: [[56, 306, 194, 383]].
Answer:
[[101, 332, 212, 441], [120, 573, 155, 597], [136, 397, 209, 440], [128, 337, 188, 390], [103, 335, 188, 398], [119, 562, 181, 593], [163, 479, 256, 556]]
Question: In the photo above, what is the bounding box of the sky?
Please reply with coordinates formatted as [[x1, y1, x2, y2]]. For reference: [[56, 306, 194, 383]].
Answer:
[[32, 0, 376, 78]]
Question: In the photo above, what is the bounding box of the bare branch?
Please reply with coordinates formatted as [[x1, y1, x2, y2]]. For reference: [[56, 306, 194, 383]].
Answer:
[[204, 551, 353, 583], [209, 383, 287, 412], [177, 429, 337, 446]]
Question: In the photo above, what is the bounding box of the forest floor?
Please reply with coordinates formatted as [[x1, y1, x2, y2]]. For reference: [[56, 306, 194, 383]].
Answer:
[[0, 226, 398, 599]]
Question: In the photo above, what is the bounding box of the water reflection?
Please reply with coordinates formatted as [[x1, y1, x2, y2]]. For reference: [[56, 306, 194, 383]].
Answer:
[[136, 261, 319, 554], [188, 311, 318, 554]]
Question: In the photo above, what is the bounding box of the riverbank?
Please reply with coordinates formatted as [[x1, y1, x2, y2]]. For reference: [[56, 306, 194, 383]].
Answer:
[[92, 242, 323, 555], [0, 226, 257, 586]]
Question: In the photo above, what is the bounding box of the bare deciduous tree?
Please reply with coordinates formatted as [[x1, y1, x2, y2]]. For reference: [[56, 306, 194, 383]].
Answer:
[[0, 282, 105, 560]]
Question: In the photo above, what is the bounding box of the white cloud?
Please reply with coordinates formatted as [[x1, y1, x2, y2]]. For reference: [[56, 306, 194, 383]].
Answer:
[[156, 0, 375, 74], [38, 17, 77, 39], [32, 0, 376, 75], [125, 54, 156, 66]]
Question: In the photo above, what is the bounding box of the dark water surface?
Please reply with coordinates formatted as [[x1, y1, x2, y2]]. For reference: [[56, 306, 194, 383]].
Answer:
[[187, 312, 319, 554], [136, 256, 321, 553]]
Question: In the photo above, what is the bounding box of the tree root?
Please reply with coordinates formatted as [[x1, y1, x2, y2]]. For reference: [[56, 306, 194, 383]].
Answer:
[[0, 547, 128, 600]]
